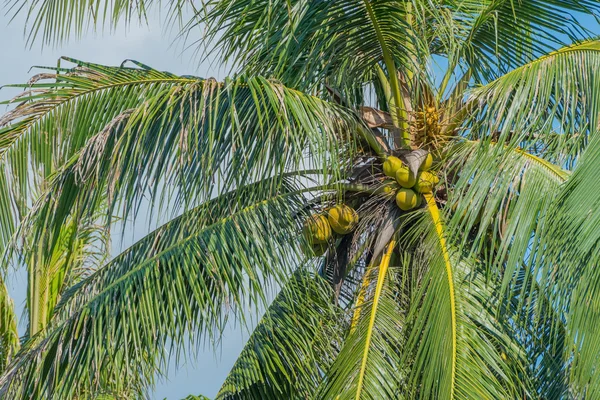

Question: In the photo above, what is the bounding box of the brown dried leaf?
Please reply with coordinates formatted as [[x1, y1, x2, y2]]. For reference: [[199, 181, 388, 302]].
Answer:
[[360, 106, 395, 129]]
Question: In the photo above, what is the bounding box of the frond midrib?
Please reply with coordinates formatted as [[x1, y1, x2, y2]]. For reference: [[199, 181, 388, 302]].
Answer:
[[354, 239, 396, 399], [425, 193, 457, 399], [464, 140, 570, 182]]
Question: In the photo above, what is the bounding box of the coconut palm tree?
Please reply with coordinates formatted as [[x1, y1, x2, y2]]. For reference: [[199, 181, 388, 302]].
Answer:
[[1, 0, 600, 398]]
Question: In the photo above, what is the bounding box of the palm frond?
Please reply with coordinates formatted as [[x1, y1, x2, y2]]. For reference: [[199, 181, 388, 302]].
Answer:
[[3, 3, 599, 398], [0, 275, 19, 374], [447, 140, 567, 303], [0, 177, 314, 399], [316, 240, 404, 400], [3, 58, 355, 279], [500, 269, 570, 399], [0, 58, 196, 261], [182, 395, 210, 400], [199, 0, 421, 94], [217, 270, 343, 400], [466, 41, 600, 166], [6, 0, 192, 46], [450, 0, 600, 81], [538, 132, 600, 397], [442, 140, 568, 394], [25, 209, 109, 336], [400, 196, 528, 399]]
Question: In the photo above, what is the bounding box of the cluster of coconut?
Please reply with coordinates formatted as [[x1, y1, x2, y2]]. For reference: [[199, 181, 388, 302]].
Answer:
[[300, 152, 438, 256], [383, 153, 439, 211], [302, 204, 359, 256], [413, 105, 441, 138]]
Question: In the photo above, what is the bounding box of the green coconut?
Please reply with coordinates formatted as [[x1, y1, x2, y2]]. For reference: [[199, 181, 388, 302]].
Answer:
[[328, 204, 359, 235], [419, 153, 433, 171], [396, 188, 420, 211], [395, 167, 416, 188], [414, 171, 437, 193], [303, 214, 331, 243], [383, 156, 404, 178]]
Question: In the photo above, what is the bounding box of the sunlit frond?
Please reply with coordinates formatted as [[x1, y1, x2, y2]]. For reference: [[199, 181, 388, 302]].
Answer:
[[0, 276, 19, 374], [317, 240, 403, 400], [25, 210, 109, 336], [447, 140, 568, 301], [500, 269, 571, 399], [452, 0, 600, 81], [182, 395, 210, 400], [0, 58, 197, 261], [401, 196, 528, 399], [3, 58, 354, 280], [2, 0, 600, 397], [466, 41, 600, 166]]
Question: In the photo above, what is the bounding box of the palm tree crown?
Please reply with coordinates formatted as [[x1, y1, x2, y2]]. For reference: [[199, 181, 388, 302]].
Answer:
[[1, 1, 600, 399]]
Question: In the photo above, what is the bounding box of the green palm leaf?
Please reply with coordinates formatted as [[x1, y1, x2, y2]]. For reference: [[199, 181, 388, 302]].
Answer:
[[0, 177, 313, 399], [217, 270, 343, 400], [453, 0, 600, 81], [448, 140, 568, 301], [538, 132, 600, 397], [6, 0, 190, 46], [24, 210, 109, 336], [466, 41, 600, 165], [201, 0, 421, 95], [0, 275, 19, 374], [501, 269, 570, 399], [182, 395, 211, 400], [3, 1, 600, 398], [4, 59, 354, 288], [316, 240, 401, 400], [401, 195, 528, 399], [0, 58, 195, 260]]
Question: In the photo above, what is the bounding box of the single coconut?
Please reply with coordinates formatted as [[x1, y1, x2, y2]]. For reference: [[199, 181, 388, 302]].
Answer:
[[328, 204, 359, 235], [383, 156, 404, 178], [396, 188, 420, 211], [303, 214, 331, 244], [419, 153, 433, 171], [395, 167, 416, 188], [414, 171, 437, 193]]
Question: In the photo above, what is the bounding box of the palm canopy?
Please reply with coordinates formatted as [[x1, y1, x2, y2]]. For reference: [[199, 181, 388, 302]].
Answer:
[[1, 0, 600, 399]]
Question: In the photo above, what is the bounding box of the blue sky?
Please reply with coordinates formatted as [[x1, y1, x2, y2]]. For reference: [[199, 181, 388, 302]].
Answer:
[[0, 6, 248, 400]]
